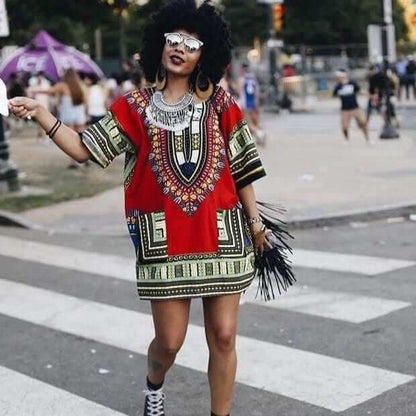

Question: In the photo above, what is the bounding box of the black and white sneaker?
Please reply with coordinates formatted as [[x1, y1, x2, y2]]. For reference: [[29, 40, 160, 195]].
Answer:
[[143, 387, 165, 416]]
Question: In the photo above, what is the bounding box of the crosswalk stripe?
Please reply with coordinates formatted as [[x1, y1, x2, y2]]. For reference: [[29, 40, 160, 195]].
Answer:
[[0, 278, 413, 412], [0, 234, 412, 324], [0, 232, 413, 323], [241, 284, 412, 323], [1, 236, 414, 282], [0, 235, 136, 281], [0, 366, 127, 416], [291, 248, 415, 275]]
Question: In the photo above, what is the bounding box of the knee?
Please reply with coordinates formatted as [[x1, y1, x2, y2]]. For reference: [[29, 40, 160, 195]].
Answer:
[[156, 336, 184, 356], [208, 327, 236, 354]]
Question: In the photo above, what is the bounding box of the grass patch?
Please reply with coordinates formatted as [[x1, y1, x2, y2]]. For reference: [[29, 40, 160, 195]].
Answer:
[[1, 129, 124, 212]]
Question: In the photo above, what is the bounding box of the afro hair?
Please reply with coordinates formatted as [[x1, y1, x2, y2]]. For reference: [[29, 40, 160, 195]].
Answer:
[[140, 0, 232, 85]]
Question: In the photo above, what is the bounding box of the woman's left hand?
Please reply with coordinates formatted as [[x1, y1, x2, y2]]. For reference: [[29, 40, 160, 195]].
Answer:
[[250, 223, 273, 256]]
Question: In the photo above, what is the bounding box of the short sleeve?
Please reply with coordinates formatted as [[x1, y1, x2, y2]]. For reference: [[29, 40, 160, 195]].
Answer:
[[80, 110, 134, 168], [215, 88, 266, 190]]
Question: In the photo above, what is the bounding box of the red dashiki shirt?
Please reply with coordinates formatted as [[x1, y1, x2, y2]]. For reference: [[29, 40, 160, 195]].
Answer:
[[81, 86, 266, 300]]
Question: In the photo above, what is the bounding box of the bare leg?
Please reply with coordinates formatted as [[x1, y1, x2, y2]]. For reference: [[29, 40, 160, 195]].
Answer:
[[355, 111, 369, 141], [250, 109, 259, 131], [341, 111, 350, 140], [203, 294, 241, 416], [244, 110, 258, 137], [357, 120, 369, 141], [147, 299, 191, 385]]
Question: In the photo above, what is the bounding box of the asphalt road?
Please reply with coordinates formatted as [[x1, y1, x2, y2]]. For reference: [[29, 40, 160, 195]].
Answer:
[[1, 217, 416, 416]]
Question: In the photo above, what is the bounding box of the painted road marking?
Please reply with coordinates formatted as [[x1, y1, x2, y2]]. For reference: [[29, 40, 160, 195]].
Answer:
[[0, 279, 413, 412], [0, 236, 414, 281], [0, 235, 136, 281], [241, 284, 411, 323], [0, 234, 413, 323], [0, 366, 127, 416], [291, 248, 415, 275]]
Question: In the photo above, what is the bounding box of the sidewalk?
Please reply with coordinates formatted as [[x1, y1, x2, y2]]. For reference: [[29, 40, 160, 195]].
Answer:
[[4, 98, 416, 234], [257, 97, 416, 222]]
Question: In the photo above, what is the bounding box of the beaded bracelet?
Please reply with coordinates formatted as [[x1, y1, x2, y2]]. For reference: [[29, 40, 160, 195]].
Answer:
[[247, 216, 263, 226]]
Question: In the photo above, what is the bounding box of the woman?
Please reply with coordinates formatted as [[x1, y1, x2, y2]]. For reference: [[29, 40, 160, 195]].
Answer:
[[84, 73, 108, 124], [8, 1, 293, 414], [34, 68, 87, 167], [27, 71, 51, 141]]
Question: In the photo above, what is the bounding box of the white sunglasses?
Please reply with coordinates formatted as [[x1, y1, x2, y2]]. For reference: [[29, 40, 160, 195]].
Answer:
[[164, 32, 203, 53]]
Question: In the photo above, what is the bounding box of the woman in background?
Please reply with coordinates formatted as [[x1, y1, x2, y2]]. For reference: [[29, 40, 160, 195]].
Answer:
[[35, 68, 87, 167], [84, 73, 108, 125]]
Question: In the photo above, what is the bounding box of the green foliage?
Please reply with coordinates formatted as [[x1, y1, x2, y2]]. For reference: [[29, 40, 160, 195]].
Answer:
[[1, 0, 166, 58], [222, 0, 269, 47], [3, 0, 113, 51], [4, 0, 406, 54], [123, 0, 168, 57], [283, 0, 408, 45]]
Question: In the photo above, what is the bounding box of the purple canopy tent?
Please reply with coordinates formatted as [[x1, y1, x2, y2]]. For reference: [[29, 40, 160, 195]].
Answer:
[[0, 30, 104, 82]]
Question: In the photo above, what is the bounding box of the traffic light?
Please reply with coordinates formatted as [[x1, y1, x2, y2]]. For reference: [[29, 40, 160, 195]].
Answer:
[[272, 4, 284, 33]]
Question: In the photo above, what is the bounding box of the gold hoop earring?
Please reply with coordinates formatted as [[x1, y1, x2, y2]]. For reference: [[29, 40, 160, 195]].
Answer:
[[195, 70, 214, 101], [156, 64, 167, 91]]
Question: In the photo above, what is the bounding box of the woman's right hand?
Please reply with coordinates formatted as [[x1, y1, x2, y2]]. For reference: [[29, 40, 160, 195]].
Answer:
[[8, 97, 42, 119]]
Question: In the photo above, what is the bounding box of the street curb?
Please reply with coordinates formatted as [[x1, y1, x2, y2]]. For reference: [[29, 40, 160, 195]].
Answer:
[[287, 203, 416, 230], [1, 202, 416, 233], [0, 210, 37, 229]]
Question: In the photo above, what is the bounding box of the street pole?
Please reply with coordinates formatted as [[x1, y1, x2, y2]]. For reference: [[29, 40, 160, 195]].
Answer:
[[268, 4, 277, 102], [95, 28, 103, 63], [379, 0, 399, 139], [261, 0, 284, 107], [300, 44, 307, 106]]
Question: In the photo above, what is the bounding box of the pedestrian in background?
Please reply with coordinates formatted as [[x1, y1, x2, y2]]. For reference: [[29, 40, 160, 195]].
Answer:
[[130, 69, 147, 90], [7, 1, 293, 415], [105, 72, 119, 104], [386, 68, 400, 128], [6, 73, 25, 131], [28, 71, 51, 141], [238, 63, 266, 145], [396, 55, 408, 101], [333, 69, 370, 144], [368, 65, 400, 129], [33, 68, 87, 168], [218, 65, 238, 99], [84, 73, 108, 125], [405, 55, 416, 100], [366, 65, 383, 124]]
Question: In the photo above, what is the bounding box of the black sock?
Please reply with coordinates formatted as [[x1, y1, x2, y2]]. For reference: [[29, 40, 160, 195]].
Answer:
[[211, 412, 230, 416], [146, 376, 164, 391]]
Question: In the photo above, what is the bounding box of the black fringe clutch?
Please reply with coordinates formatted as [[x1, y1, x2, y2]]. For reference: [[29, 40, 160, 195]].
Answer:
[[254, 201, 296, 301]]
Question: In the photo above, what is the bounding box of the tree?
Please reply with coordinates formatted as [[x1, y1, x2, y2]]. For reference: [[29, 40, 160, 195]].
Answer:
[[222, 0, 269, 47], [283, 0, 407, 46], [2, 0, 113, 51], [1, 0, 164, 60]]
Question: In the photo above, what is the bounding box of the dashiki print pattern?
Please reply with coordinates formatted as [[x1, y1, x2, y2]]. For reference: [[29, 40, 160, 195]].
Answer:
[[81, 86, 266, 300]]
